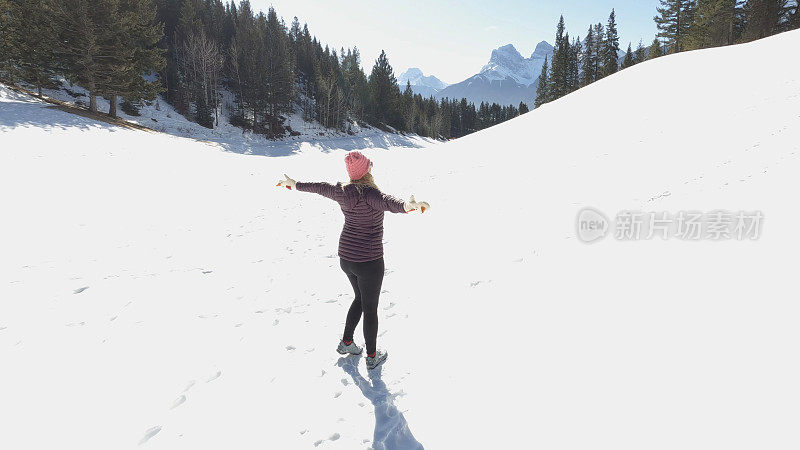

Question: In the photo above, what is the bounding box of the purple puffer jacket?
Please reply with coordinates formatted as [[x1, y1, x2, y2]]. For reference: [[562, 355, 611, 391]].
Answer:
[[295, 181, 407, 262]]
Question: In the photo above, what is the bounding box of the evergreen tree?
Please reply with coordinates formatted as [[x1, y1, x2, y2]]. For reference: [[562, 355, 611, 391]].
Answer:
[[5, 0, 58, 95], [52, 0, 106, 112], [401, 81, 415, 131], [0, 0, 11, 77], [534, 55, 549, 108], [634, 40, 647, 63], [621, 42, 634, 69], [567, 36, 581, 92], [688, 0, 739, 49], [368, 50, 400, 127], [53, 0, 163, 117], [518, 101, 529, 114], [262, 6, 293, 134], [581, 25, 597, 87], [654, 0, 696, 53], [592, 22, 605, 79], [342, 46, 368, 122], [102, 0, 165, 118], [741, 0, 788, 41], [648, 36, 665, 59], [601, 9, 620, 77], [548, 16, 569, 99]]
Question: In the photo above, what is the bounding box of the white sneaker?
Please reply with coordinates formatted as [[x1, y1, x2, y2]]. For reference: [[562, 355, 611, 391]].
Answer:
[[366, 349, 388, 370], [336, 340, 363, 355]]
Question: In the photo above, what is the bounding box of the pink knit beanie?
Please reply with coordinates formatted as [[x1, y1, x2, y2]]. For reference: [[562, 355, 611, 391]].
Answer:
[[344, 151, 371, 181]]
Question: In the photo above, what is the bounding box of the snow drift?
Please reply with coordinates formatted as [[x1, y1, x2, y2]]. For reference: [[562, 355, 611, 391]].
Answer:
[[2, 30, 800, 449]]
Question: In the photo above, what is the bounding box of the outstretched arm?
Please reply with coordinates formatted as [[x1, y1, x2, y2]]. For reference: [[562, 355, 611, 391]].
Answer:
[[277, 174, 337, 200], [366, 189, 429, 214], [295, 181, 338, 200], [365, 188, 406, 213]]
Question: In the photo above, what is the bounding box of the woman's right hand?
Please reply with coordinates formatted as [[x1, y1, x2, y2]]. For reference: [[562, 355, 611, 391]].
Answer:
[[276, 174, 297, 190], [404, 195, 430, 213]]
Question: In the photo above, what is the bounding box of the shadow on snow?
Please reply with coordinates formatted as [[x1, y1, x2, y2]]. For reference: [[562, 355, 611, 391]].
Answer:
[[214, 131, 430, 158], [338, 356, 424, 450]]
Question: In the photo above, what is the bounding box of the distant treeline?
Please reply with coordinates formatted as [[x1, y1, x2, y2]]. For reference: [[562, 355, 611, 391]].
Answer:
[[0, 1, 795, 137], [535, 1, 799, 108], [0, 0, 529, 139]]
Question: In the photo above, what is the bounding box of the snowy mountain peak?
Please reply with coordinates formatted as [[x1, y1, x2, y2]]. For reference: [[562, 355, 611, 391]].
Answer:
[[531, 41, 554, 59], [397, 68, 448, 96], [486, 44, 525, 69], [401, 67, 424, 80], [479, 41, 553, 86]]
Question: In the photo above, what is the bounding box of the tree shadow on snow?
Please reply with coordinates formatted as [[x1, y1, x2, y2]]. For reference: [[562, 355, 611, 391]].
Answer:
[[0, 98, 124, 133], [337, 356, 424, 450], [215, 132, 431, 158]]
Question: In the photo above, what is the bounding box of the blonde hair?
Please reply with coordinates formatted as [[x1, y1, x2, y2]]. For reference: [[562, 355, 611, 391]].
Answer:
[[345, 172, 380, 193]]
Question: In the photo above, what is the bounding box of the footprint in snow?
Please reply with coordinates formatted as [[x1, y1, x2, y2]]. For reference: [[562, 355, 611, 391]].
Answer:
[[340, 378, 349, 386], [73, 286, 89, 294], [138, 426, 161, 445], [182, 380, 196, 393], [170, 395, 186, 409], [333, 391, 342, 398], [66, 321, 86, 327], [286, 345, 296, 351], [313, 433, 341, 447], [206, 370, 222, 383]]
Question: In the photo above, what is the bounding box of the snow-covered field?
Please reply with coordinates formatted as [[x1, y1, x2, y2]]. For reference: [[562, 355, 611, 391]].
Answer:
[[2, 30, 800, 449]]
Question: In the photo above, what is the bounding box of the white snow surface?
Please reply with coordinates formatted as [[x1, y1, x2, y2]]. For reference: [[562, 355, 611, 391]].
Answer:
[[2, 29, 800, 449]]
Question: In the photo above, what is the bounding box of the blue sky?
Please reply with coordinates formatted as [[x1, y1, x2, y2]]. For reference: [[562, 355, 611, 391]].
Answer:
[[254, 0, 661, 84]]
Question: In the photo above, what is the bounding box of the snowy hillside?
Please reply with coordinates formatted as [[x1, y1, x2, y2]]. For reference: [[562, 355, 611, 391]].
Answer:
[[2, 28, 800, 450], [17, 78, 434, 156]]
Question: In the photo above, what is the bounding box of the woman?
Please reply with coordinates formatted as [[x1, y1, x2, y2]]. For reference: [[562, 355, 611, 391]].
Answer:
[[276, 151, 430, 370]]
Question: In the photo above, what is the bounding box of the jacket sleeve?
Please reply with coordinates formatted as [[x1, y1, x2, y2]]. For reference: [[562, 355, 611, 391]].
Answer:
[[366, 188, 407, 214], [295, 181, 338, 200]]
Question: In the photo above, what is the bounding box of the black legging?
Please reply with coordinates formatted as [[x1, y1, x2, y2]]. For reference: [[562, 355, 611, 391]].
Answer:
[[340, 257, 385, 355]]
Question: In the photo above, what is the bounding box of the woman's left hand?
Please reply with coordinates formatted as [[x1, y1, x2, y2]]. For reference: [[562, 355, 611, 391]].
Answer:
[[276, 174, 297, 190]]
